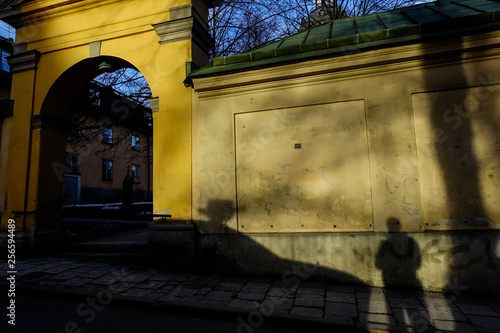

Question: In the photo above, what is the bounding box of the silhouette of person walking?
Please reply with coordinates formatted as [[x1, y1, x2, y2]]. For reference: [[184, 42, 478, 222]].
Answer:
[[376, 218, 431, 332]]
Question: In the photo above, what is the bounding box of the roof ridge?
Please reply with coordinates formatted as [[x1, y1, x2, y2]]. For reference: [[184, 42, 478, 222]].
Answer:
[[450, 0, 487, 12], [189, 0, 500, 79]]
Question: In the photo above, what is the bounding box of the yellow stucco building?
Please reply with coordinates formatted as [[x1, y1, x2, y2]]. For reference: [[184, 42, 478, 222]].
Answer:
[[1, 0, 499, 292], [0, 0, 213, 247]]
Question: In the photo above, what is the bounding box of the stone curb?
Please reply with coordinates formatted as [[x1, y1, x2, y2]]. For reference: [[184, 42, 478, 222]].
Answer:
[[1, 282, 373, 333]]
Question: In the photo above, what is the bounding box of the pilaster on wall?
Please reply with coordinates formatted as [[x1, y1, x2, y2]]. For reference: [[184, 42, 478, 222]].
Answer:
[[153, 3, 214, 68], [2, 46, 41, 234], [148, 1, 216, 222]]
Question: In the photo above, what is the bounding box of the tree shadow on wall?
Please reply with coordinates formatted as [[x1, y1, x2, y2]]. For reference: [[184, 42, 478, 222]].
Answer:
[[419, 26, 500, 331]]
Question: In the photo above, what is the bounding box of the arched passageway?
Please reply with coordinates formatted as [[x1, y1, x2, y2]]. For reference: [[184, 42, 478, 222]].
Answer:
[[0, 0, 214, 250]]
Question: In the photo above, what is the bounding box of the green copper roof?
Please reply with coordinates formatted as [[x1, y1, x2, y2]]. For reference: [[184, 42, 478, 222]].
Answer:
[[189, 0, 500, 79]]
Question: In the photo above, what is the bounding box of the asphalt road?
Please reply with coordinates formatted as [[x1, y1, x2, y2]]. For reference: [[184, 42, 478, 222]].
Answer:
[[2, 291, 325, 333]]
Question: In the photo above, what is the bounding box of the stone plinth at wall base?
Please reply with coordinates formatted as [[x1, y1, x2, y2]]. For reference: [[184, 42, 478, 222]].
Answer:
[[0, 231, 32, 257], [0, 230, 63, 256], [148, 221, 195, 271], [198, 230, 500, 294]]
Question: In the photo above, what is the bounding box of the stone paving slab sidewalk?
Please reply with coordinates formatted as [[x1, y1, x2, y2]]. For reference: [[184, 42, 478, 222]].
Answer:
[[1, 253, 500, 332]]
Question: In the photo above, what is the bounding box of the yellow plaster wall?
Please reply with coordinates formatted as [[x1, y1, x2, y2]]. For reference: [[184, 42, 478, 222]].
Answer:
[[99, 19, 194, 219], [192, 31, 500, 234], [33, 46, 90, 115], [2, 0, 198, 231], [17, 0, 183, 51], [0, 117, 11, 226], [413, 86, 500, 228]]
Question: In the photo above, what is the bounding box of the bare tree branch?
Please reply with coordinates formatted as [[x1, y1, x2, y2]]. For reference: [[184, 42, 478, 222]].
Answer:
[[67, 68, 152, 161], [209, 0, 422, 58]]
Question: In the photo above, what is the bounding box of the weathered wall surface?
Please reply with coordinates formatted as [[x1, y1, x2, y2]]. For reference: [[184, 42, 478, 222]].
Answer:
[[413, 86, 500, 229], [200, 230, 500, 293], [192, 30, 500, 291], [235, 101, 372, 233]]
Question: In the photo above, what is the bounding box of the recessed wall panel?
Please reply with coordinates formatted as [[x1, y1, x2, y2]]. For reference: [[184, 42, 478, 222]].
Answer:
[[235, 101, 373, 232], [412, 86, 500, 228]]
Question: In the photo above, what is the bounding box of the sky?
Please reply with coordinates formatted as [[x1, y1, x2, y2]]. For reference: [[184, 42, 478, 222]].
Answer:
[[0, 21, 15, 40]]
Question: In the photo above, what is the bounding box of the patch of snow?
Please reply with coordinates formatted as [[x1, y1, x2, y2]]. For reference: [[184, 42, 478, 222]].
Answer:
[[63, 203, 107, 208]]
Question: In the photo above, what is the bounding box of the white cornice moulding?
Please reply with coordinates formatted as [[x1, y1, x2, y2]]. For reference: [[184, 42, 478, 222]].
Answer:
[[7, 49, 40, 73], [153, 17, 194, 45]]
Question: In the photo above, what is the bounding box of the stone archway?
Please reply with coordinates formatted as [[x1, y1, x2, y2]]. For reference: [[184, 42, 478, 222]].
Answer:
[[35, 57, 151, 243], [0, 0, 214, 250]]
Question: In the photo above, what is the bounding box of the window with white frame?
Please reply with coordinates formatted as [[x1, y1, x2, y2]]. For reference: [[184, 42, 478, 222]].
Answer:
[[131, 164, 140, 183], [131, 135, 140, 151], [102, 127, 113, 144], [102, 160, 113, 180], [0, 49, 10, 72], [65, 152, 80, 171]]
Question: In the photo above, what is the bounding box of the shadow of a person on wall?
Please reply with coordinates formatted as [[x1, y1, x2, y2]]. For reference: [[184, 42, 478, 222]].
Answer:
[[375, 217, 432, 332]]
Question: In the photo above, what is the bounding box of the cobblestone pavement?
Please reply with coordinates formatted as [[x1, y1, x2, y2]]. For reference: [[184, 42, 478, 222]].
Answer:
[[1, 254, 499, 332]]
